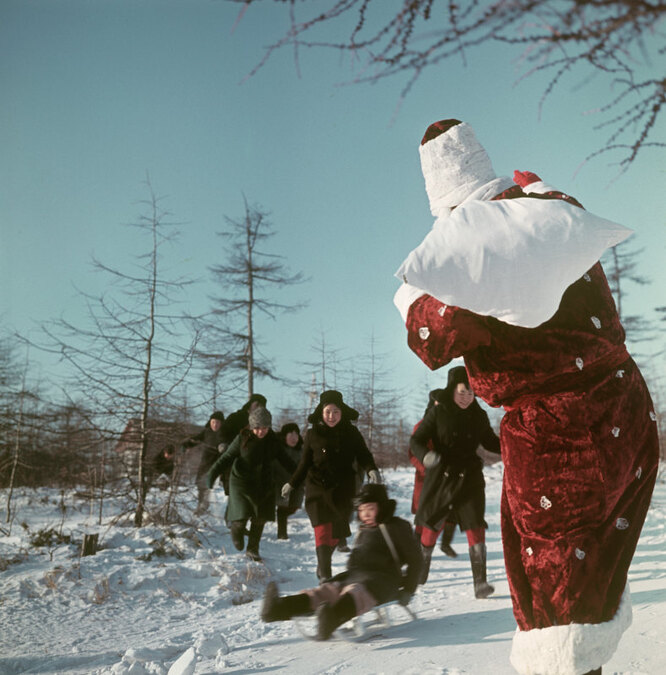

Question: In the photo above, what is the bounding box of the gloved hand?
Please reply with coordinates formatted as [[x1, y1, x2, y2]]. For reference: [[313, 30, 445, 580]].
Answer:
[[368, 470, 381, 484], [513, 170, 542, 187], [217, 443, 227, 453], [423, 451, 441, 469], [281, 483, 293, 499], [397, 588, 412, 606]]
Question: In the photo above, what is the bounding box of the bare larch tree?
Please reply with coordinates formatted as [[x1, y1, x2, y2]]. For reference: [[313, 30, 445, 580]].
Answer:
[[37, 179, 199, 527], [199, 197, 306, 401]]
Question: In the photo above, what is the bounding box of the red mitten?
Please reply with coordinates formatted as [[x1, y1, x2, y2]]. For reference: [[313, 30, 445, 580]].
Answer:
[[513, 170, 542, 187]]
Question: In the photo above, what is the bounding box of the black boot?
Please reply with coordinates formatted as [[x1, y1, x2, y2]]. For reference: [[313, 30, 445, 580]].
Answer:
[[316, 545, 333, 581], [582, 669, 601, 675], [276, 508, 289, 540], [261, 581, 312, 622], [316, 593, 356, 640], [439, 521, 458, 558], [469, 542, 494, 598], [246, 519, 265, 561], [336, 538, 350, 553], [230, 520, 246, 551], [419, 544, 434, 585]]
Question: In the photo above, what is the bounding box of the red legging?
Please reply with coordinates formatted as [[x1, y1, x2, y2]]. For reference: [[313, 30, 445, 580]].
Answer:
[[420, 523, 485, 547], [314, 522, 340, 548]]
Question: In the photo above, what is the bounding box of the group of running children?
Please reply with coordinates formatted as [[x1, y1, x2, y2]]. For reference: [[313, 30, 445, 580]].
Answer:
[[179, 368, 493, 643]]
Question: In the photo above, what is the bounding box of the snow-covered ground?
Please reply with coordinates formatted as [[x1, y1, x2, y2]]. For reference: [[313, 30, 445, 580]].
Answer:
[[1, 464, 665, 675]]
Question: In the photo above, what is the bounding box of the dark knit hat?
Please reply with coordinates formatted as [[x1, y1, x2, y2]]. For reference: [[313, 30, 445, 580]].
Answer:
[[209, 411, 225, 422], [248, 406, 272, 429], [308, 389, 359, 424]]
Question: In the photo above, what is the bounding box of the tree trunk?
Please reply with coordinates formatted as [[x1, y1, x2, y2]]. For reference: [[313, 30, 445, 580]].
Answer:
[[5, 354, 29, 526], [81, 533, 99, 557]]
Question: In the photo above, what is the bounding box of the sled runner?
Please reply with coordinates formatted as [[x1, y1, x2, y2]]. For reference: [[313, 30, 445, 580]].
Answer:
[[295, 600, 417, 642]]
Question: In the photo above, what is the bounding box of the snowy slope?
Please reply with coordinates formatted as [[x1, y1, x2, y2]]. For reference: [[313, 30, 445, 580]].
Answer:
[[0, 464, 664, 675]]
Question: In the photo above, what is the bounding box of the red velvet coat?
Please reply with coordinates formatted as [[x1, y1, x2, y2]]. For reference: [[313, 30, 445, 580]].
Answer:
[[401, 186, 659, 658]]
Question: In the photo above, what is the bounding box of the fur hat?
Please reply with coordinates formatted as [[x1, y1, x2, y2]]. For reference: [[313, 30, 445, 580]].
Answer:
[[424, 388, 446, 416], [280, 422, 300, 437], [446, 365, 470, 392], [354, 483, 396, 523], [243, 393, 267, 412], [248, 406, 272, 429], [209, 410, 225, 423], [308, 389, 359, 424], [419, 119, 496, 217]]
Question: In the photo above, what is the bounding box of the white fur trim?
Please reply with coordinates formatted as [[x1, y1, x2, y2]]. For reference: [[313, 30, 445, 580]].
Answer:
[[522, 180, 561, 195], [393, 282, 426, 322], [510, 585, 633, 675], [419, 122, 496, 217]]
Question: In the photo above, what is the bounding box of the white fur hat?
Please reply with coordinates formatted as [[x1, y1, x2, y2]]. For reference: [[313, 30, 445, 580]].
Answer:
[[419, 119, 496, 217]]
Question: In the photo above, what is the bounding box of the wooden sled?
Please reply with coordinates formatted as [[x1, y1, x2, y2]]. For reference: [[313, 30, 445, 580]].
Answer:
[[295, 600, 417, 642]]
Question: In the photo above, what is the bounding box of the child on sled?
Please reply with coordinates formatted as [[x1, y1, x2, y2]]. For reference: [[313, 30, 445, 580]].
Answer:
[[261, 483, 422, 641]]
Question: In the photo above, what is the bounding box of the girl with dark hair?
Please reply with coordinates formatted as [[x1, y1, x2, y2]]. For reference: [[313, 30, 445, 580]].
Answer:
[[408, 388, 458, 557], [281, 390, 380, 581], [410, 365, 500, 595], [274, 423, 305, 540]]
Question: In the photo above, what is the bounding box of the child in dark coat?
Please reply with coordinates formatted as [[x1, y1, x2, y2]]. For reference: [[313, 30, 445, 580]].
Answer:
[[261, 483, 422, 640], [207, 407, 295, 561]]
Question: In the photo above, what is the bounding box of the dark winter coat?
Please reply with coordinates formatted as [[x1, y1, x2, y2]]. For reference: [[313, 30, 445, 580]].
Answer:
[[182, 424, 225, 481], [147, 446, 175, 479], [206, 429, 296, 522], [411, 393, 500, 532], [289, 420, 377, 539], [213, 400, 267, 494], [330, 506, 422, 604], [274, 437, 304, 512]]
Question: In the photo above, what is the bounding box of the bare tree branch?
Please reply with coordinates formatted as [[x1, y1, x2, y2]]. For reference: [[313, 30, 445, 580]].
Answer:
[[234, 0, 666, 170]]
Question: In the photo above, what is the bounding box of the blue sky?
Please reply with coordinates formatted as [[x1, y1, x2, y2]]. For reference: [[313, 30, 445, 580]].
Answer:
[[2, 0, 664, 421]]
